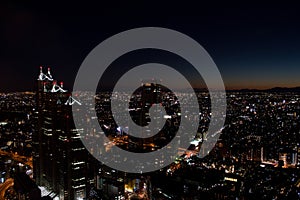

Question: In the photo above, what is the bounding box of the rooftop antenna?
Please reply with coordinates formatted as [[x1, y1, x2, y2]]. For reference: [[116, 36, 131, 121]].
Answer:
[[38, 66, 44, 80], [43, 82, 47, 92], [65, 95, 82, 105], [47, 67, 53, 79], [38, 66, 53, 81], [51, 80, 67, 93]]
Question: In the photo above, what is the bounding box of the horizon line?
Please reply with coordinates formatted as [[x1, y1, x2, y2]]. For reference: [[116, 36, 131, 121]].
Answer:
[[3, 85, 300, 94]]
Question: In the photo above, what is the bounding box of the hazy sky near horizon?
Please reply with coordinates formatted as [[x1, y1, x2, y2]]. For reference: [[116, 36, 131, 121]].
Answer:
[[1, 3, 300, 91]]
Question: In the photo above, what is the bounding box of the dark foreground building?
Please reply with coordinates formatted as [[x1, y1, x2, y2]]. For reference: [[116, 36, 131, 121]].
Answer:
[[14, 172, 41, 200]]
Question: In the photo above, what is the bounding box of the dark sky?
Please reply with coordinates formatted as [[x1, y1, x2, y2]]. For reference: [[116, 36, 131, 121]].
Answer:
[[1, 2, 300, 92]]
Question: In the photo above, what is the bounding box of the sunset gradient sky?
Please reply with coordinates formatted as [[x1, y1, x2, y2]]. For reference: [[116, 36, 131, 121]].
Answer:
[[1, 3, 300, 91]]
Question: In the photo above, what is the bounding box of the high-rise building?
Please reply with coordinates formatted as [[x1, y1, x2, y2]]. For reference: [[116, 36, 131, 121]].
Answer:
[[33, 67, 94, 200]]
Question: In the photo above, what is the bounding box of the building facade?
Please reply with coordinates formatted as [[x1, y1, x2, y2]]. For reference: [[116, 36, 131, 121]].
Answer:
[[33, 67, 94, 200]]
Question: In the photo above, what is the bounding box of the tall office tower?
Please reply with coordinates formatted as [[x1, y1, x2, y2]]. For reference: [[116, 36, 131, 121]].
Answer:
[[33, 67, 94, 200]]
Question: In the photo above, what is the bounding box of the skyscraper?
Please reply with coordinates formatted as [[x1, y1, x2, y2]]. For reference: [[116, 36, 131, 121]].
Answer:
[[33, 67, 94, 200]]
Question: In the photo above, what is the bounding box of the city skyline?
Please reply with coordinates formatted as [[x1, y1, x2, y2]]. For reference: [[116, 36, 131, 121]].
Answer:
[[0, 67, 300, 199], [1, 3, 300, 200], [1, 3, 300, 92]]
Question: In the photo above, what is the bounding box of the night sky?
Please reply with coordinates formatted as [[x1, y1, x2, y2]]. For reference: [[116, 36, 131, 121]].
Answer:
[[1, 2, 300, 92]]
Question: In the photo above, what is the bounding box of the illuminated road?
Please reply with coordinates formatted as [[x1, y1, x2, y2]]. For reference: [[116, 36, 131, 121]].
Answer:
[[0, 150, 32, 168], [0, 178, 14, 199], [0, 150, 32, 199]]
